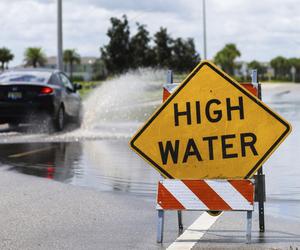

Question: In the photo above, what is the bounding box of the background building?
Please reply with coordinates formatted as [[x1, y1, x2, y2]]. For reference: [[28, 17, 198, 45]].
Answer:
[[45, 56, 97, 81]]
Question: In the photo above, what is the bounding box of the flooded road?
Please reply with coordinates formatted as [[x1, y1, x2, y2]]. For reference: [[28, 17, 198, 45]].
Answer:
[[0, 140, 159, 198], [261, 84, 300, 221], [0, 71, 299, 223]]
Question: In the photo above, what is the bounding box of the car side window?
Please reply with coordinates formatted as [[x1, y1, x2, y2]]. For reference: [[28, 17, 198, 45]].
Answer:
[[48, 74, 61, 86], [59, 73, 74, 91]]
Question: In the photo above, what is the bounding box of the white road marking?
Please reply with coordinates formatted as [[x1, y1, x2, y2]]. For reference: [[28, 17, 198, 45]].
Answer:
[[166, 212, 221, 250], [8, 146, 54, 158]]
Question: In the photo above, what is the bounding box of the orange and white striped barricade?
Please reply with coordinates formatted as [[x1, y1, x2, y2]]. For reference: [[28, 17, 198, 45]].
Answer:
[[163, 83, 178, 102], [156, 179, 254, 244]]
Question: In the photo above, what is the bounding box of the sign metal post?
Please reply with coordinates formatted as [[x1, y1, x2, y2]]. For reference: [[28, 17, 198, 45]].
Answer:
[[157, 209, 164, 243], [246, 210, 252, 243], [252, 70, 266, 233]]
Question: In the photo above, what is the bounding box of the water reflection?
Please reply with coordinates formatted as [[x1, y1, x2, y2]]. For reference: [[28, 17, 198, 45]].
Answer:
[[0, 142, 80, 182], [0, 140, 159, 197], [72, 139, 159, 196]]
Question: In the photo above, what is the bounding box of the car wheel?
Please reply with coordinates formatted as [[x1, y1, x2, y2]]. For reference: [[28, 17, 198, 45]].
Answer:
[[54, 106, 65, 131]]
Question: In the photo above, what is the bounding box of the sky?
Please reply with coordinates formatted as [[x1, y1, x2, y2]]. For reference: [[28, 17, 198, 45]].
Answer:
[[0, 0, 299, 66]]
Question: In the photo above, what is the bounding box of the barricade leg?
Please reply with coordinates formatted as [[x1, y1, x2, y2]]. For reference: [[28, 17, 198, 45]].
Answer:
[[177, 211, 183, 234], [246, 211, 252, 244], [257, 82, 265, 233], [258, 170, 265, 232], [157, 210, 164, 243]]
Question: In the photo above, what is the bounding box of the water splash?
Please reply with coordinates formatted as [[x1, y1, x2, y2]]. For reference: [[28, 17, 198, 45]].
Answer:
[[81, 68, 165, 136]]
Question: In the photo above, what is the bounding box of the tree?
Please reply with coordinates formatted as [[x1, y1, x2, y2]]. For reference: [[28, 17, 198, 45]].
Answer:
[[100, 15, 131, 74], [98, 16, 201, 75], [247, 60, 267, 80], [130, 23, 154, 68], [24, 47, 46, 68], [288, 57, 300, 82], [0, 47, 14, 70], [214, 43, 241, 76], [153, 27, 173, 68], [63, 49, 81, 80], [270, 56, 290, 80], [171, 38, 200, 72]]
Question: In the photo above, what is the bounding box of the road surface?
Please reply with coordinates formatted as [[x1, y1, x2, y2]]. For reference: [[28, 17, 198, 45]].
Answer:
[[0, 81, 299, 249]]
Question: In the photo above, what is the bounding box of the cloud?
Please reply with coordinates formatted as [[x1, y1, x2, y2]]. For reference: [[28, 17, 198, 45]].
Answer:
[[206, 0, 300, 60], [0, 0, 299, 66], [68, 0, 188, 14]]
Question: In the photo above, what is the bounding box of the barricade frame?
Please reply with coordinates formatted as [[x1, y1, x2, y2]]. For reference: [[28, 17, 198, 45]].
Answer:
[[156, 179, 254, 244]]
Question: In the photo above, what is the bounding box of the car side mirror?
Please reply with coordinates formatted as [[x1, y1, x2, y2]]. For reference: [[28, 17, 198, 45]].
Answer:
[[73, 83, 82, 91]]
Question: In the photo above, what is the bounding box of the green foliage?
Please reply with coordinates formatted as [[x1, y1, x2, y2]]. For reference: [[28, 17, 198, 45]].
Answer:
[[63, 49, 81, 80], [99, 17, 201, 76], [101, 15, 131, 75], [153, 27, 173, 68], [214, 43, 241, 75], [71, 75, 84, 82], [288, 57, 300, 82], [0, 47, 14, 70], [171, 38, 200, 73], [248, 60, 267, 81], [130, 23, 155, 68], [270, 56, 291, 81], [78, 81, 102, 98], [24, 47, 46, 68]]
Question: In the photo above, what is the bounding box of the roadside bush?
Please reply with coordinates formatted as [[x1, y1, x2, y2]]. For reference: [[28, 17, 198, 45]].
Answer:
[[71, 75, 84, 82]]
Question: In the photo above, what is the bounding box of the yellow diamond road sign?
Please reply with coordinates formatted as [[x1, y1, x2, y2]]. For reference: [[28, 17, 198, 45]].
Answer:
[[130, 61, 292, 179]]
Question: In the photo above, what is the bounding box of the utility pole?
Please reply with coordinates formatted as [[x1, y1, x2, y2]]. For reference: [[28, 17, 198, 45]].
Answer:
[[57, 0, 63, 71], [202, 0, 207, 59]]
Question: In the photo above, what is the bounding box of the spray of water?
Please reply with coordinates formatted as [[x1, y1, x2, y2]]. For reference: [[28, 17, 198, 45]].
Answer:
[[80, 68, 165, 137]]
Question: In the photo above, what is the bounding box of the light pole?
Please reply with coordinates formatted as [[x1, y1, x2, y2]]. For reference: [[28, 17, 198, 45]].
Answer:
[[202, 0, 207, 60], [57, 0, 63, 71]]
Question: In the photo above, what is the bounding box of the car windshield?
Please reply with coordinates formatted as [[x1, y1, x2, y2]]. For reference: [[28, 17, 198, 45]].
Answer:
[[0, 71, 51, 84]]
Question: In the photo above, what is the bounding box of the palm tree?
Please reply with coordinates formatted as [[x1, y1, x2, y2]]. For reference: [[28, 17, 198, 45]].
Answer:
[[63, 49, 81, 80], [214, 43, 241, 76], [0, 47, 14, 70], [24, 47, 47, 68]]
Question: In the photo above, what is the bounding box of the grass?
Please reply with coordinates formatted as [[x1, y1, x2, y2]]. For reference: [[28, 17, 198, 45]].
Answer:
[[173, 73, 189, 83], [78, 81, 103, 98]]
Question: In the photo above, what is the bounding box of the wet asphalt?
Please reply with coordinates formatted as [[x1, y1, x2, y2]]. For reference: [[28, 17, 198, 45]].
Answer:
[[193, 211, 300, 249], [0, 138, 201, 249], [0, 168, 189, 250], [0, 83, 299, 249]]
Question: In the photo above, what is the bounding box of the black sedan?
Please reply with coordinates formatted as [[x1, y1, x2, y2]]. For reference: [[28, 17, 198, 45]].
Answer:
[[0, 69, 82, 131]]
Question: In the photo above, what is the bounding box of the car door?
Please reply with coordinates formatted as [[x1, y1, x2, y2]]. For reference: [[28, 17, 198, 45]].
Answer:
[[58, 73, 81, 117]]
